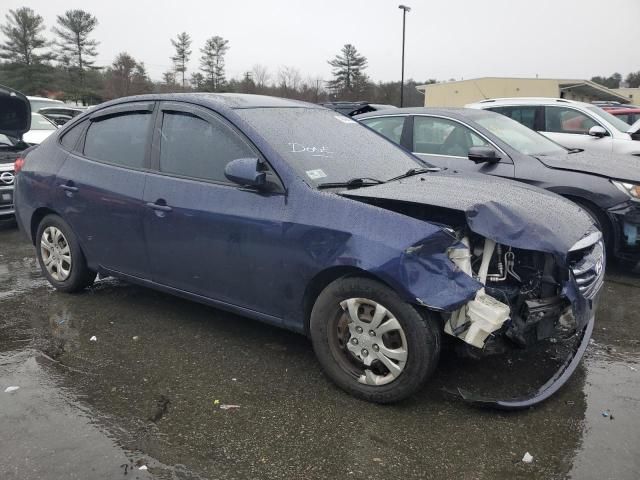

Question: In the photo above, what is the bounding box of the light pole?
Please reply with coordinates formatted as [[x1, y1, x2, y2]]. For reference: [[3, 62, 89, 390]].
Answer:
[[398, 4, 411, 107]]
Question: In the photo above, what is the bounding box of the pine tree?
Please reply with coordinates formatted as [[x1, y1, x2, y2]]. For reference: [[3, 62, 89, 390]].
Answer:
[[200, 36, 229, 91], [53, 9, 99, 77], [327, 44, 368, 96], [0, 7, 54, 93], [171, 32, 192, 88]]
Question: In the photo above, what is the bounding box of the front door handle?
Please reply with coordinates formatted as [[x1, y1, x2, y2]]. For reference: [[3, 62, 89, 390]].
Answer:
[[145, 202, 172, 212], [59, 184, 79, 193]]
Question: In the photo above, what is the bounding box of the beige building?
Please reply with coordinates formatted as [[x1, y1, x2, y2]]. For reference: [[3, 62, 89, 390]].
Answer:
[[417, 77, 631, 107], [613, 87, 640, 104]]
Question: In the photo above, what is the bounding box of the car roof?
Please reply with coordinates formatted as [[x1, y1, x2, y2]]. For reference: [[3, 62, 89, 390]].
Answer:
[[26, 96, 64, 103], [104, 93, 317, 110], [466, 97, 593, 108], [355, 106, 498, 121]]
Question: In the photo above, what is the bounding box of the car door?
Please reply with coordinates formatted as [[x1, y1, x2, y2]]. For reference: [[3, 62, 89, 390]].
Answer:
[[541, 105, 614, 153], [55, 102, 154, 278], [409, 115, 515, 177], [143, 101, 286, 317]]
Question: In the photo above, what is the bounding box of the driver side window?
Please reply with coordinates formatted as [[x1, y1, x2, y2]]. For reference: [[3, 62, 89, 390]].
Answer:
[[413, 116, 489, 156], [159, 110, 255, 182], [544, 106, 600, 135]]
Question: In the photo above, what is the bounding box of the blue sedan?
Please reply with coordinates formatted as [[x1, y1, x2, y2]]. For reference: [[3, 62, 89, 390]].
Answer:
[[14, 94, 603, 406]]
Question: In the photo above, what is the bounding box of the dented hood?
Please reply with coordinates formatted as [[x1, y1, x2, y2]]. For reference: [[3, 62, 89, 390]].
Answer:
[[341, 172, 596, 259], [0, 84, 31, 138], [535, 150, 640, 183]]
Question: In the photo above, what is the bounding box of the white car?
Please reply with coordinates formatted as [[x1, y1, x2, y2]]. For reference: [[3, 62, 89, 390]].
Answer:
[[23, 113, 58, 145], [466, 97, 640, 156]]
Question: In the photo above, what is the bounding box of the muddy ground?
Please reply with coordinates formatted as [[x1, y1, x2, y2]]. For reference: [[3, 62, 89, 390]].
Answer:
[[1, 220, 638, 479]]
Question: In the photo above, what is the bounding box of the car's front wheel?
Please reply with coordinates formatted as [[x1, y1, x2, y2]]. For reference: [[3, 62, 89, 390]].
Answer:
[[310, 277, 441, 403], [36, 214, 96, 292]]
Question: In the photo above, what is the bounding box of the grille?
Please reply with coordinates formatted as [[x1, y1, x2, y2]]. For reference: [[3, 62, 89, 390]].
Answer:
[[569, 236, 605, 299]]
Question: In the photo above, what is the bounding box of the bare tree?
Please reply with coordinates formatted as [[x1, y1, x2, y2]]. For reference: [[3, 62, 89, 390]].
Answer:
[[252, 64, 270, 90], [277, 66, 302, 94]]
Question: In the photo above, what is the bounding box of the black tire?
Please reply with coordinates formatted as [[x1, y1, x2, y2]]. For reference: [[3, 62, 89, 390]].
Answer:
[[310, 276, 441, 404], [35, 214, 96, 293]]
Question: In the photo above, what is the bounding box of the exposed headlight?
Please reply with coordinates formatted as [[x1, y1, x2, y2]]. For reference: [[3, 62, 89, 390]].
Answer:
[[612, 180, 640, 201]]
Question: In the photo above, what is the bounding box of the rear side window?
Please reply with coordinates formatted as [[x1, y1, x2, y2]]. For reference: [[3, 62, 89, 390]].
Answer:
[[360, 116, 406, 144], [159, 111, 254, 183], [544, 106, 599, 134], [83, 112, 151, 169], [60, 120, 86, 151], [490, 106, 537, 130]]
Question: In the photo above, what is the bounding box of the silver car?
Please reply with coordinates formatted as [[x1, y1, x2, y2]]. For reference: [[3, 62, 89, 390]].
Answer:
[[466, 97, 640, 157]]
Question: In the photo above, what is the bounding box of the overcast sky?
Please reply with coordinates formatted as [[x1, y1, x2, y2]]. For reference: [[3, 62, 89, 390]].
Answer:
[[3, 0, 639, 83]]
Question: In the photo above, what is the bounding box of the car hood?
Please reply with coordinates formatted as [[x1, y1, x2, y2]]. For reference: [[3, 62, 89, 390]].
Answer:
[[535, 150, 640, 183], [341, 172, 596, 259], [0, 85, 31, 138]]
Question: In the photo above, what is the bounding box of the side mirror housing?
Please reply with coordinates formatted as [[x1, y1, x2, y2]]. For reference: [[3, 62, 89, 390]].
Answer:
[[224, 157, 266, 188], [588, 125, 608, 138], [468, 146, 501, 164]]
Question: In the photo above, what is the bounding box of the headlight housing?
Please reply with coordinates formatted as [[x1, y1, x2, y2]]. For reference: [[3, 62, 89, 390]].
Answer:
[[612, 180, 640, 201]]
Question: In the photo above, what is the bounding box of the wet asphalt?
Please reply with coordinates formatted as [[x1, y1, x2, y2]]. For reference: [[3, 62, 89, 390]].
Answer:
[[0, 219, 639, 480]]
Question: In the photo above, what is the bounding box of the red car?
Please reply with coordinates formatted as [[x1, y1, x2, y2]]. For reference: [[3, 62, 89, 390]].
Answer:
[[602, 106, 640, 125]]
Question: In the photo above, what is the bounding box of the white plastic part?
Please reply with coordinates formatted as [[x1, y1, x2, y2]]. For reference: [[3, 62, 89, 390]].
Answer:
[[460, 292, 510, 348], [4, 386, 20, 393], [446, 237, 510, 347], [522, 452, 534, 463]]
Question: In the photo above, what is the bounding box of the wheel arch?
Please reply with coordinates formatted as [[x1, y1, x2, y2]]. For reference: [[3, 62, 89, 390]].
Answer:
[[562, 194, 613, 245], [302, 266, 397, 335], [30, 207, 60, 245]]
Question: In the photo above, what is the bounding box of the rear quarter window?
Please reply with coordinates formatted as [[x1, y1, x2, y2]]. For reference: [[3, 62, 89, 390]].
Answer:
[[60, 120, 86, 151]]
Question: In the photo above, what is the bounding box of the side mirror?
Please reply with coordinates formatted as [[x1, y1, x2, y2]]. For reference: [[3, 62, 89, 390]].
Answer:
[[224, 157, 266, 188], [468, 146, 501, 164], [588, 126, 608, 138]]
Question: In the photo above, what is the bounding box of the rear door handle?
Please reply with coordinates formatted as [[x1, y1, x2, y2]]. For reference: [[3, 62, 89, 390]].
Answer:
[[59, 184, 79, 193], [145, 202, 172, 212]]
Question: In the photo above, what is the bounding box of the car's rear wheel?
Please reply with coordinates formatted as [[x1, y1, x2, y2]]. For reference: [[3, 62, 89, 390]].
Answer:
[[310, 277, 440, 403], [36, 214, 96, 292]]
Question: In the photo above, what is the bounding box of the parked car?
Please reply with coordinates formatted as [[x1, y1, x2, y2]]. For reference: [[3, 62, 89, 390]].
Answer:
[[319, 101, 397, 116], [27, 95, 65, 113], [602, 107, 640, 126], [38, 106, 85, 126], [356, 107, 640, 267], [23, 112, 58, 145], [0, 85, 31, 218], [14, 94, 603, 408], [466, 98, 640, 156]]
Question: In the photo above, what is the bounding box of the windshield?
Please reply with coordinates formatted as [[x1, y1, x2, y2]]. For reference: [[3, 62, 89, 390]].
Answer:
[[235, 107, 423, 186], [31, 113, 57, 131], [587, 106, 635, 132], [475, 113, 567, 156]]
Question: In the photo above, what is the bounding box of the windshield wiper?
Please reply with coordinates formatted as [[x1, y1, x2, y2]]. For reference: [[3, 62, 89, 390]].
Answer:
[[317, 177, 385, 190], [387, 167, 440, 182]]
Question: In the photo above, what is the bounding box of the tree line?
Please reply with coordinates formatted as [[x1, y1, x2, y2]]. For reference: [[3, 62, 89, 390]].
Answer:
[[2, 7, 636, 108], [0, 6, 433, 106], [591, 72, 640, 89]]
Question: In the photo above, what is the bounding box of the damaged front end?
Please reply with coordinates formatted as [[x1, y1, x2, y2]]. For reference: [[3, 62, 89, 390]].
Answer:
[[440, 229, 603, 409], [342, 173, 604, 409]]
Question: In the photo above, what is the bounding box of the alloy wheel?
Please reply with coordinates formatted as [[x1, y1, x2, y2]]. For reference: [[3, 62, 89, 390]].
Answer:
[[40, 226, 72, 282]]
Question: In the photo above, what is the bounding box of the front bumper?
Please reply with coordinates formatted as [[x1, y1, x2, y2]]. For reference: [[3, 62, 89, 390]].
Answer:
[[459, 310, 595, 410]]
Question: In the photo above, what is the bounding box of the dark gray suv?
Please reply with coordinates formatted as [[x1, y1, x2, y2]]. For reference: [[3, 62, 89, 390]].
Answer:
[[357, 107, 640, 269]]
